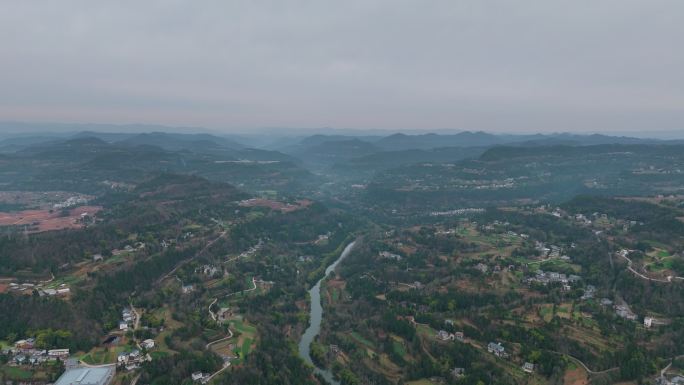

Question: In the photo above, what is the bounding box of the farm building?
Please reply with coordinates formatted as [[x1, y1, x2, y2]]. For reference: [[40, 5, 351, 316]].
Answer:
[[54, 366, 114, 385]]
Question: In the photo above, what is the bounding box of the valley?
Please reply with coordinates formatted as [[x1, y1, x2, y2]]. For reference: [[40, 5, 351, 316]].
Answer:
[[0, 131, 682, 385]]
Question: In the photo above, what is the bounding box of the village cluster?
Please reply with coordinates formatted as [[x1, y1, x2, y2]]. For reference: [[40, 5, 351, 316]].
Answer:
[[1, 338, 70, 367], [4, 282, 71, 297]]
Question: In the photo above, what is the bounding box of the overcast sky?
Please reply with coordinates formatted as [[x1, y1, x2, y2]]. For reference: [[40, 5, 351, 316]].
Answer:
[[0, 1, 682, 134]]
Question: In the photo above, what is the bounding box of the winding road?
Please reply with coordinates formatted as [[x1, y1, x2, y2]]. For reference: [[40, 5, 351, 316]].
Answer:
[[224, 277, 257, 298], [618, 252, 676, 283], [156, 231, 227, 285]]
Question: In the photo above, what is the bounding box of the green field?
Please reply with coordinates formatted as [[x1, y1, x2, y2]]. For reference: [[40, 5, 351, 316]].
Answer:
[[1, 366, 33, 380], [539, 259, 581, 273], [645, 248, 676, 272], [350, 332, 376, 349], [44, 274, 83, 289], [150, 351, 170, 360], [407, 380, 438, 385], [241, 338, 253, 356], [81, 345, 128, 365], [231, 319, 257, 335], [392, 340, 407, 357]]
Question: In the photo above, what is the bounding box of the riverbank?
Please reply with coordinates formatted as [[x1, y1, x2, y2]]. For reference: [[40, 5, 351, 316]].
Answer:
[[298, 241, 357, 385]]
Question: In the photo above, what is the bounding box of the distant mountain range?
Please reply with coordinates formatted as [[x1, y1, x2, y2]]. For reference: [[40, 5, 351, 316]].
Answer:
[[2, 126, 684, 177]]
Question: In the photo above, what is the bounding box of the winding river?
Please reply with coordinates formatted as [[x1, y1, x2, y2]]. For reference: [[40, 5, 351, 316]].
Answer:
[[298, 241, 356, 385]]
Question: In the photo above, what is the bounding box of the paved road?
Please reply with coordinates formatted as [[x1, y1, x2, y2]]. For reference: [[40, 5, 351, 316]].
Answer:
[[130, 302, 141, 331], [204, 362, 231, 383], [618, 253, 673, 283], [208, 298, 218, 321], [204, 327, 235, 384], [156, 231, 227, 285], [79, 361, 117, 369], [130, 373, 141, 385], [205, 328, 234, 350], [224, 277, 256, 298], [543, 350, 617, 375]]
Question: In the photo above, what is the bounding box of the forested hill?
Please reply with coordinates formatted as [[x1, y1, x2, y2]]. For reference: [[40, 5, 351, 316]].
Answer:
[[0, 137, 315, 194], [0, 174, 247, 274], [479, 143, 684, 161]]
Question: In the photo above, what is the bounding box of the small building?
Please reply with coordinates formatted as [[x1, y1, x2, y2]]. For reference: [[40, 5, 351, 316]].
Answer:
[[615, 305, 637, 321], [487, 342, 506, 357], [451, 367, 465, 378], [455, 331, 464, 342], [119, 322, 129, 331], [644, 317, 654, 328], [192, 372, 205, 381], [48, 349, 70, 359], [522, 362, 535, 373], [15, 339, 35, 350], [436, 330, 455, 341], [142, 339, 155, 349], [43, 288, 58, 296], [182, 285, 195, 294], [93, 254, 104, 262], [57, 287, 71, 295], [379, 251, 402, 261]]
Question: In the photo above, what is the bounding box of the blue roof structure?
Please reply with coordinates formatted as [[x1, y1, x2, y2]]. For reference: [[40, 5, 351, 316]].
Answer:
[[54, 366, 115, 385]]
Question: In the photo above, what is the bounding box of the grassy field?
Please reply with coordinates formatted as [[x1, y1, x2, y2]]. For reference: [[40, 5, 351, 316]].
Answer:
[[149, 351, 170, 360], [406, 380, 438, 385], [230, 319, 257, 335], [392, 340, 407, 357], [223, 317, 257, 365], [81, 345, 130, 365], [644, 248, 676, 272], [416, 324, 437, 338], [241, 338, 252, 356], [1, 366, 33, 380], [350, 332, 376, 349], [539, 259, 581, 273], [152, 307, 182, 354], [44, 273, 83, 289]]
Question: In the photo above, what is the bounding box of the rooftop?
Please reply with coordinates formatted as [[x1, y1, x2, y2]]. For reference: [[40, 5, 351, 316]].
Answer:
[[54, 366, 115, 385]]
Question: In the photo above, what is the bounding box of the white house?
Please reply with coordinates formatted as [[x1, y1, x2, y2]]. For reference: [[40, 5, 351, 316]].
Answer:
[[522, 362, 535, 373], [57, 288, 70, 295], [142, 339, 155, 349], [48, 349, 70, 359], [436, 330, 455, 341], [488, 342, 506, 357], [451, 367, 465, 378], [644, 317, 654, 328]]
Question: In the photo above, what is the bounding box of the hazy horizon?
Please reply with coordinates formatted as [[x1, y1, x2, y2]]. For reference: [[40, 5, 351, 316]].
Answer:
[[1, 1, 683, 134], [1, 119, 684, 140]]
